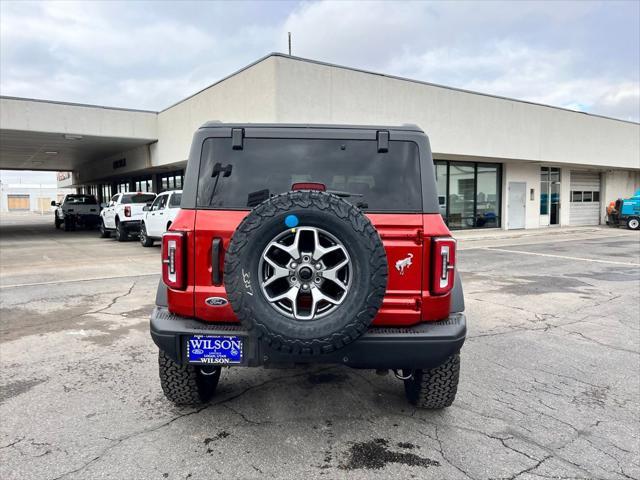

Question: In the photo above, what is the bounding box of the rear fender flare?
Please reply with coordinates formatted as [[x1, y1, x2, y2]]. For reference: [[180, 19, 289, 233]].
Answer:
[[450, 271, 465, 313]]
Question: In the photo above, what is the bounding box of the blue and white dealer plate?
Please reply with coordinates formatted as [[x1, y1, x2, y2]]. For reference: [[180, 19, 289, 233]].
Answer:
[[187, 335, 243, 364]]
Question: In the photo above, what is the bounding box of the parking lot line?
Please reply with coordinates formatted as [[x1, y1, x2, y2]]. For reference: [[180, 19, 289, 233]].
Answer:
[[0, 272, 159, 289], [480, 247, 640, 266]]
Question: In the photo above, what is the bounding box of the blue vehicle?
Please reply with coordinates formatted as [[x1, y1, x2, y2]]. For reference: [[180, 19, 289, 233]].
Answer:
[[608, 189, 640, 230]]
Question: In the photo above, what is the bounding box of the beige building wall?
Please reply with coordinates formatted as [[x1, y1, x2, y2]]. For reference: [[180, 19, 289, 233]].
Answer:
[[271, 55, 639, 170], [74, 144, 152, 185], [154, 57, 279, 166], [0, 97, 157, 139]]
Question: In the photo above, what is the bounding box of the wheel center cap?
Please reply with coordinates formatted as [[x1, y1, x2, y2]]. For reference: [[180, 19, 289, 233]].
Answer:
[[298, 266, 313, 281]]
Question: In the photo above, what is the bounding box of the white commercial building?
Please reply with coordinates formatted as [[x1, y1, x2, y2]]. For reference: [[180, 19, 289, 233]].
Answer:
[[1, 53, 638, 229], [0, 183, 74, 213]]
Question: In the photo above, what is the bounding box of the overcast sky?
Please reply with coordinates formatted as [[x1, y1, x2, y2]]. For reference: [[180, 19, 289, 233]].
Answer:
[[1, 0, 639, 124]]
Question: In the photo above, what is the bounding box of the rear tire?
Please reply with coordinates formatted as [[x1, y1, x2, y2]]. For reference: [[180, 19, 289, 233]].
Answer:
[[627, 217, 640, 230], [115, 220, 127, 242], [139, 223, 154, 247], [99, 220, 111, 238], [158, 350, 220, 406], [403, 354, 460, 409]]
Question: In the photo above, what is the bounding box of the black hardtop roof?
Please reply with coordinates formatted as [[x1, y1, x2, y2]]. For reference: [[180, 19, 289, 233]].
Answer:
[[199, 122, 423, 133]]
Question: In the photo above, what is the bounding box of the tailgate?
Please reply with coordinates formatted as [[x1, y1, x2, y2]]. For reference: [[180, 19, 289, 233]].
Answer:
[[367, 213, 423, 326], [192, 210, 426, 327]]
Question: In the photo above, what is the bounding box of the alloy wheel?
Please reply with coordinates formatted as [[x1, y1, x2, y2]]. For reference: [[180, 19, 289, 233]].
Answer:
[[258, 226, 352, 320]]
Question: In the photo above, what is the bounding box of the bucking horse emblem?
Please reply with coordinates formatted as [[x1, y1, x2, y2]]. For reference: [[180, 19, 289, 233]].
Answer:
[[395, 253, 414, 275]]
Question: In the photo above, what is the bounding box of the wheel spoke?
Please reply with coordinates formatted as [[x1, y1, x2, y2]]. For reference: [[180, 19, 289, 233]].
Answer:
[[262, 256, 290, 287], [322, 258, 349, 289], [309, 287, 339, 316], [311, 228, 342, 260], [271, 228, 301, 259], [266, 284, 300, 303]]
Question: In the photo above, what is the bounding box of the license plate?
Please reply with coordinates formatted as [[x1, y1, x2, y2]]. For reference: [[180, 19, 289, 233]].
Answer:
[[187, 335, 243, 364]]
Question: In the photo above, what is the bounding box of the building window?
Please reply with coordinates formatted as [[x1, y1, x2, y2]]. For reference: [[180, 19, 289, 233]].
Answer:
[[134, 177, 152, 192], [435, 161, 502, 229], [100, 184, 112, 202], [158, 171, 184, 192], [117, 182, 130, 193], [571, 191, 600, 202], [540, 167, 560, 214]]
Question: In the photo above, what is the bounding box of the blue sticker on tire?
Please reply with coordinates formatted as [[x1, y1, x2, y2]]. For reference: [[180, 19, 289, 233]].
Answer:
[[285, 214, 299, 228], [187, 335, 243, 364]]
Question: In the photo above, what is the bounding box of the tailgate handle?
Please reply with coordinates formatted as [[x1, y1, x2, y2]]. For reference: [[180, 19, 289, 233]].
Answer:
[[212, 238, 222, 285]]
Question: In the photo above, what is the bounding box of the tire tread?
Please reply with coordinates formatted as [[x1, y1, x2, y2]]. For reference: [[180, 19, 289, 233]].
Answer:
[[404, 354, 460, 409], [158, 350, 220, 406]]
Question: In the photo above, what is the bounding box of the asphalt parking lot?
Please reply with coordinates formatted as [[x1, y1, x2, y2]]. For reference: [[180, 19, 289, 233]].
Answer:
[[1, 213, 638, 480]]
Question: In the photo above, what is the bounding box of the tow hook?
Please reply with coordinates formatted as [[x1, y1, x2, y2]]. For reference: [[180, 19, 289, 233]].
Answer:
[[393, 369, 413, 380]]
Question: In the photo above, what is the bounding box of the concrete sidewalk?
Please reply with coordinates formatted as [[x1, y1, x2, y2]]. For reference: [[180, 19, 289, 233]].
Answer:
[[453, 225, 637, 250]]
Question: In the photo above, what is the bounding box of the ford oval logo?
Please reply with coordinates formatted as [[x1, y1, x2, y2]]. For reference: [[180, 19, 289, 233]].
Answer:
[[205, 297, 228, 307], [191, 349, 203, 355]]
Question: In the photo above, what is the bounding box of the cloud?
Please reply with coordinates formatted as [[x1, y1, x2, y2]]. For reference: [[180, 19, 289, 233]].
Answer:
[[0, 0, 284, 109], [0, 0, 638, 122], [280, 0, 639, 121]]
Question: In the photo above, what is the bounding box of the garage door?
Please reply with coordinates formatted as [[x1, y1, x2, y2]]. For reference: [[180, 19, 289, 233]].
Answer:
[[37, 197, 52, 212], [7, 195, 30, 211], [570, 171, 601, 225]]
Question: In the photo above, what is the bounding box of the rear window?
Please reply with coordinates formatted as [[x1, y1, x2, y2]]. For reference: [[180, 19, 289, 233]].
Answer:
[[197, 138, 422, 212], [169, 193, 182, 208], [64, 195, 97, 205], [121, 193, 156, 204]]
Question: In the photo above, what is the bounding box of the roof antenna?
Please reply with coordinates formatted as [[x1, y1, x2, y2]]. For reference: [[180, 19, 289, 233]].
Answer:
[[288, 32, 292, 56]]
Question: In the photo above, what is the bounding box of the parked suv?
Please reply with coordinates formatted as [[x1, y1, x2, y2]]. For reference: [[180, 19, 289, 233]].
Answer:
[[139, 190, 182, 247], [99, 192, 156, 241], [150, 124, 466, 409], [52, 194, 101, 230]]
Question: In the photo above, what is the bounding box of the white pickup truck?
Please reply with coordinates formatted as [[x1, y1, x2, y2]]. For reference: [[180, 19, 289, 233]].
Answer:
[[139, 190, 182, 247], [52, 194, 101, 231], [99, 192, 157, 242]]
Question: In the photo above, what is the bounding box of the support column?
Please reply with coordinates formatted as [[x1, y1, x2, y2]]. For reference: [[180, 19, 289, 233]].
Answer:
[[152, 173, 161, 194]]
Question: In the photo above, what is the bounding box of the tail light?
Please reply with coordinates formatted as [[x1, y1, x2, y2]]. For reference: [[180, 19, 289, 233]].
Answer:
[[431, 237, 456, 295], [162, 232, 186, 290], [124, 206, 131, 217]]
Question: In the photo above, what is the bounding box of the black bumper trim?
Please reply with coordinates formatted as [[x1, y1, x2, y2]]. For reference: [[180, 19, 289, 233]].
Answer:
[[120, 220, 142, 232], [150, 307, 466, 369]]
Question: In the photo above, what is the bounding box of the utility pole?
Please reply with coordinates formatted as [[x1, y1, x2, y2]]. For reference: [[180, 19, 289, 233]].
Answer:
[[288, 32, 292, 56]]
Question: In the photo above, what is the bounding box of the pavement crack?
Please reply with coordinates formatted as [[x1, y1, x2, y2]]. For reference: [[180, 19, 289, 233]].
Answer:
[[48, 367, 335, 479], [88, 282, 137, 316], [0, 437, 24, 449], [561, 330, 639, 355], [429, 425, 478, 480], [502, 455, 551, 480], [221, 404, 263, 425]]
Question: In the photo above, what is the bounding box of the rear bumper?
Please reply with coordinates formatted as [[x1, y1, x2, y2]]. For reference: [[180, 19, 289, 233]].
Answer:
[[120, 220, 142, 232], [150, 306, 466, 369], [65, 213, 101, 224]]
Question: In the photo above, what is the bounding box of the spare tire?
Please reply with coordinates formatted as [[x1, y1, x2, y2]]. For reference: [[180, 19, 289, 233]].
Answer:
[[224, 190, 387, 355]]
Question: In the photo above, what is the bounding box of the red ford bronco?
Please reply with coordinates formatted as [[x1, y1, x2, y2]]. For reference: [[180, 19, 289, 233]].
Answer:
[[150, 123, 466, 409]]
